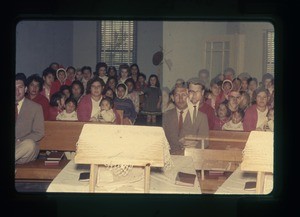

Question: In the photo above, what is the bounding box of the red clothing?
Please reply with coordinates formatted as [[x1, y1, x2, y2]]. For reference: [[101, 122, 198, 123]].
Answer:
[[77, 94, 121, 124], [199, 103, 216, 130], [48, 106, 63, 121], [243, 104, 259, 132], [50, 79, 72, 96], [213, 117, 229, 130], [77, 94, 94, 121], [26, 94, 50, 120], [205, 93, 224, 110]]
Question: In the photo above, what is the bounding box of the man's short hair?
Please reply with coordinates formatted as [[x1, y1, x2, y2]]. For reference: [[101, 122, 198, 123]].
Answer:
[[16, 73, 27, 85], [186, 77, 205, 90]]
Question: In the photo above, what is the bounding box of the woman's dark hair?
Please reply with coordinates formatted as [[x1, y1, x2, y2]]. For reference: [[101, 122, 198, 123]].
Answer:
[[66, 66, 76, 72], [42, 67, 55, 78], [129, 63, 140, 76], [217, 102, 231, 118], [86, 77, 105, 94], [49, 91, 65, 107], [247, 77, 258, 85], [105, 76, 118, 89], [118, 63, 130, 77], [71, 80, 84, 96], [81, 66, 92, 74], [147, 74, 160, 88], [65, 97, 78, 109], [49, 62, 59, 68], [60, 85, 71, 94], [26, 74, 43, 92], [95, 62, 108, 76], [102, 87, 116, 100], [138, 73, 146, 81], [124, 77, 136, 90], [107, 66, 118, 77]]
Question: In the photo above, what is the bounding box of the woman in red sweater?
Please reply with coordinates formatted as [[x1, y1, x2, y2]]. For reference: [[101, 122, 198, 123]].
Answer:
[[243, 88, 269, 132]]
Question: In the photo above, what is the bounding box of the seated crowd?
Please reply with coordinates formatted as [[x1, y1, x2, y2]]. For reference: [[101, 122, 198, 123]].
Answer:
[[15, 62, 275, 162]]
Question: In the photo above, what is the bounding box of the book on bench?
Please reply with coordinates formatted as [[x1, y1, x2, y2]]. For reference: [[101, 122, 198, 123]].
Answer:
[[47, 151, 65, 161], [44, 151, 65, 166], [175, 172, 196, 187]]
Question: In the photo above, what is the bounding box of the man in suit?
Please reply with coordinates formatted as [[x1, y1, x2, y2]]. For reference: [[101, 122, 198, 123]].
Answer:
[[15, 73, 44, 164], [163, 85, 209, 155], [187, 77, 216, 130]]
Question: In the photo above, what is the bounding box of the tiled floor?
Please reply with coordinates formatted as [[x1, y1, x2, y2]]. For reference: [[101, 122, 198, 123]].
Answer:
[[15, 114, 162, 193]]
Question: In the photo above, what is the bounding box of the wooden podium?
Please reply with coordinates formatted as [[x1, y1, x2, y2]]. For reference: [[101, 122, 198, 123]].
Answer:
[[240, 131, 273, 194], [74, 124, 166, 193]]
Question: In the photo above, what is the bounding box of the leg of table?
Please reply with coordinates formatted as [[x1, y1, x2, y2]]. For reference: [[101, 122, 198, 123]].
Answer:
[[89, 164, 99, 193], [256, 171, 265, 194], [144, 163, 151, 193]]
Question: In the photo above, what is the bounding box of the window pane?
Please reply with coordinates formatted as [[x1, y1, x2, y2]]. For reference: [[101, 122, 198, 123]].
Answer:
[[100, 21, 136, 68], [212, 42, 223, 51], [212, 51, 223, 75]]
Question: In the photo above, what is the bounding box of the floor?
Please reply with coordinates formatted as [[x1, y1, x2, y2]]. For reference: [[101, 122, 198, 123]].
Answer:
[[15, 114, 162, 193]]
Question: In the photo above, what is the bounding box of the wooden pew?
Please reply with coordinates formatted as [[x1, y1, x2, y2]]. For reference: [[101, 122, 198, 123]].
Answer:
[[15, 110, 125, 181], [184, 130, 250, 193], [15, 121, 89, 181]]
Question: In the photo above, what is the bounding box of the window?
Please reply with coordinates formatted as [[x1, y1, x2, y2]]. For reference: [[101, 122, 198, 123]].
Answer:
[[263, 30, 274, 74], [204, 35, 237, 80], [98, 21, 137, 68], [205, 41, 230, 78]]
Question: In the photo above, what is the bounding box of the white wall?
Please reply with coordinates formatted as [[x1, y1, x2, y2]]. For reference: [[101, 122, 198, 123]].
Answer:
[[162, 21, 227, 89], [240, 22, 274, 82], [72, 21, 98, 71], [16, 21, 73, 77], [136, 21, 163, 81]]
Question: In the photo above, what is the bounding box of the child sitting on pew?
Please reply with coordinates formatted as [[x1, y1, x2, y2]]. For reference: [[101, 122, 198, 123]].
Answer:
[[90, 97, 116, 123], [222, 108, 244, 131], [56, 97, 78, 121]]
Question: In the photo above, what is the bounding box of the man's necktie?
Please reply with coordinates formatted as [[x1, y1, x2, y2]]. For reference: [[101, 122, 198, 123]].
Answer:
[[193, 105, 197, 124], [16, 102, 19, 120], [178, 110, 183, 135]]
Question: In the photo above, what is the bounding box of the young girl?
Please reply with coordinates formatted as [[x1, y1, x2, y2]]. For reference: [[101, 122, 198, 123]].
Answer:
[[114, 83, 137, 125], [50, 68, 72, 96], [60, 85, 71, 99], [141, 74, 162, 124], [91, 97, 116, 123], [125, 78, 140, 113], [103, 87, 116, 100], [56, 97, 78, 121], [48, 92, 66, 121], [221, 79, 233, 100], [135, 73, 148, 93], [213, 102, 231, 130], [222, 109, 244, 131]]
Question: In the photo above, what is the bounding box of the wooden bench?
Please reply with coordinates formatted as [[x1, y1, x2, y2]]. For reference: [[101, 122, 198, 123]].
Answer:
[[15, 121, 90, 181], [15, 123, 250, 184], [15, 110, 124, 181], [184, 130, 250, 193]]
